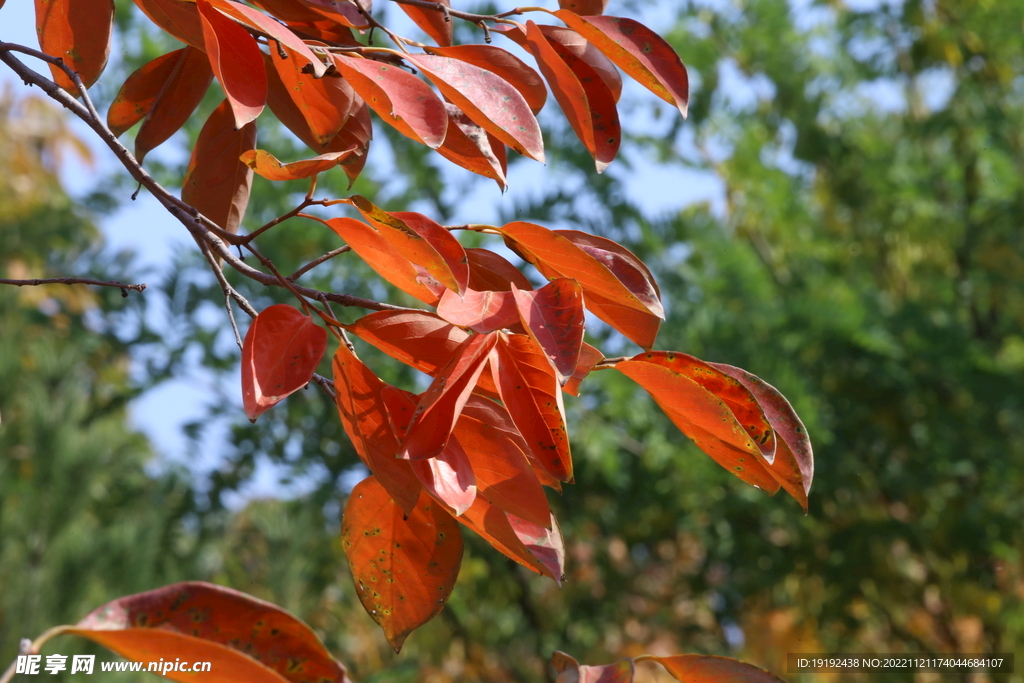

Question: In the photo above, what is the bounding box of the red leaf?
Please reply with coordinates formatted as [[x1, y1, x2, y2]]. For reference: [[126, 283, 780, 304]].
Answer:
[[563, 342, 603, 396], [437, 288, 519, 334], [241, 304, 327, 421], [399, 0, 453, 47], [552, 652, 634, 683], [133, 0, 204, 48], [351, 198, 468, 296], [69, 582, 351, 683], [268, 43, 353, 145], [512, 278, 585, 384], [240, 148, 356, 181], [404, 53, 545, 163], [435, 103, 508, 190], [347, 310, 470, 375], [462, 396, 562, 491], [135, 47, 213, 163], [637, 654, 786, 683], [427, 45, 548, 114], [207, 0, 327, 77], [556, 0, 609, 15], [300, 0, 369, 28], [539, 26, 622, 101], [508, 511, 565, 584], [455, 495, 554, 578], [332, 54, 448, 149], [710, 364, 814, 511], [553, 12, 689, 117], [615, 353, 780, 493], [326, 218, 440, 304], [108, 48, 185, 138], [556, 229, 662, 317], [181, 99, 256, 234], [490, 334, 573, 482], [400, 332, 498, 459], [342, 475, 462, 652], [35, 0, 113, 91], [500, 221, 662, 349], [466, 248, 533, 292], [332, 343, 422, 515], [197, 0, 267, 128]]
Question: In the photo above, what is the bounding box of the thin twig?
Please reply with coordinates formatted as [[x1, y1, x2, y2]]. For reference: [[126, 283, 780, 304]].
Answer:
[[200, 243, 249, 350], [287, 245, 352, 281], [386, 0, 526, 24], [0, 277, 146, 294]]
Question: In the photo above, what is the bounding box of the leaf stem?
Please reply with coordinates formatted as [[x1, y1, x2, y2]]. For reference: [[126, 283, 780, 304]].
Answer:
[[0, 277, 146, 294]]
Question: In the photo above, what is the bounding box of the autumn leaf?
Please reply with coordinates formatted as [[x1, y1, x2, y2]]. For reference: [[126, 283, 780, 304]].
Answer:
[[241, 304, 327, 421], [508, 511, 565, 583], [636, 654, 787, 683], [564, 342, 603, 396], [512, 278, 585, 384], [435, 103, 508, 189], [427, 45, 548, 114], [455, 495, 555, 578], [399, 0, 453, 47], [463, 395, 562, 491], [134, 47, 213, 163], [133, 0, 205, 48], [341, 475, 462, 652], [437, 288, 519, 333], [44, 582, 351, 683], [181, 99, 256, 234], [552, 652, 634, 683], [557, 229, 662, 317], [196, 0, 267, 128], [35, 0, 114, 91], [347, 310, 471, 376], [539, 26, 622, 101], [240, 149, 356, 181], [108, 48, 187, 137], [557, 0, 609, 15], [206, 0, 327, 77], [268, 43, 352, 145]]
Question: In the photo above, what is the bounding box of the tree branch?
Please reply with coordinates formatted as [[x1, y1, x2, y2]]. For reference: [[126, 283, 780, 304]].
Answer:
[[386, 0, 526, 24], [0, 277, 146, 294]]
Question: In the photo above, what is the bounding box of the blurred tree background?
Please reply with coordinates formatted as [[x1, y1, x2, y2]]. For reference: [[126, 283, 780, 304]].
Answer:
[[2, 0, 1024, 682]]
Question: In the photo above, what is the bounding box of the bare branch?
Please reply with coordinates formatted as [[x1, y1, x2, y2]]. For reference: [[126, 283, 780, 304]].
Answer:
[[287, 245, 352, 282], [0, 277, 146, 294], [386, 0, 526, 24]]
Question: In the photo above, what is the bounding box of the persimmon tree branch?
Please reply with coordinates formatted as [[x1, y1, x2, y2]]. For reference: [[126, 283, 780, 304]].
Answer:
[[386, 0, 526, 24], [0, 277, 146, 295]]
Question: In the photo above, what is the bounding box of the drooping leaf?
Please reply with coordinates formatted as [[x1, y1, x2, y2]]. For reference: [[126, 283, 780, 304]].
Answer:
[[207, 0, 327, 77], [556, 229, 662, 316], [710, 363, 814, 511], [347, 311, 470, 375], [508, 511, 565, 583], [108, 48, 185, 138], [35, 0, 114, 91], [335, 101, 373, 185], [491, 334, 573, 482], [615, 353, 780, 493], [64, 582, 351, 683], [181, 99, 256, 234], [196, 0, 267, 128], [332, 343, 422, 515], [400, 332, 498, 459], [553, 12, 689, 117], [462, 395, 561, 491], [241, 304, 327, 421], [404, 53, 545, 163], [268, 43, 353, 145], [556, 0, 609, 15], [455, 495, 553, 578], [552, 652, 634, 683], [435, 103, 508, 189], [512, 278, 585, 384], [300, 0, 369, 28], [332, 54, 448, 149], [437, 288, 519, 334], [427, 44, 548, 114], [341, 475, 462, 652], [133, 0, 204, 48], [135, 47, 213, 163], [240, 148, 355, 181], [466, 248, 533, 292], [326, 218, 440, 304], [539, 25, 622, 101], [500, 221, 662, 349], [636, 654, 786, 683], [563, 342, 603, 396], [399, 0, 452, 46]]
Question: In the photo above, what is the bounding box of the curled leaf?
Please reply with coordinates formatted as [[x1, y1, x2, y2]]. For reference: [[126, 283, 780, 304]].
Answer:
[[552, 652, 634, 683], [240, 148, 355, 181], [637, 654, 786, 683]]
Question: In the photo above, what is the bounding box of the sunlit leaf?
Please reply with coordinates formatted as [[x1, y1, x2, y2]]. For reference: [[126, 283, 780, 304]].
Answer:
[[35, 0, 114, 91], [637, 654, 786, 683], [427, 44, 548, 114], [268, 43, 352, 145], [563, 342, 603, 396], [437, 288, 519, 334], [552, 651, 634, 683], [463, 396, 562, 492], [539, 25, 622, 101], [196, 0, 267, 128], [512, 278, 585, 384], [135, 47, 213, 163], [108, 48, 185, 138], [556, 0, 609, 15], [347, 310, 470, 375], [399, 0, 453, 46], [240, 148, 355, 181], [556, 229, 662, 316], [466, 248, 533, 292], [435, 103, 508, 190], [508, 511, 565, 583], [455, 495, 554, 578], [207, 0, 327, 77], [133, 0, 204, 48]]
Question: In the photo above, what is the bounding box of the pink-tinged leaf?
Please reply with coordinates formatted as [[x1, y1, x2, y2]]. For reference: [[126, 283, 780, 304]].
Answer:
[[400, 332, 498, 459], [332, 54, 448, 149], [615, 354, 780, 493], [435, 103, 508, 189], [404, 53, 545, 163], [556, 229, 662, 316], [68, 582, 351, 683], [710, 364, 814, 511], [456, 495, 554, 578], [181, 99, 256, 234], [135, 47, 213, 163], [466, 248, 533, 292], [636, 654, 787, 683], [552, 652, 634, 683], [342, 475, 462, 652], [197, 0, 266, 128], [133, 0, 204, 48], [35, 0, 113, 91], [437, 288, 519, 334], [553, 12, 689, 117], [240, 148, 356, 181], [427, 44, 548, 114], [326, 218, 440, 305], [508, 511, 565, 584], [512, 278, 585, 384], [332, 343, 422, 515], [399, 0, 452, 46], [207, 0, 327, 77], [564, 342, 603, 396], [241, 304, 327, 421]]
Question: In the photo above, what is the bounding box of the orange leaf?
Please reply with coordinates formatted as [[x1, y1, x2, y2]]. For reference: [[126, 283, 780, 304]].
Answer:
[[553, 12, 689, 117], [181, 99, 256, 234], [557, 229, 662, 316], [351, 198, 468, 296], [35, 0, 113, 91], [347, 310, 470, 375], [427, 45, 548, 114], [563, 341, 603, 396], [108, 49, 185, 138], [710, 364, 814, 511], [557, 0, 609, 15], [455, 495, 553, 578], [552, 652, 634, 683], [508, 511, 565, 583], [197, 0, 267, 128], [241, 304, 327, 421], [437, 288, 519, 334], [539, 26, 622, 101], [490, 335, 573, 482], [240, 148, 355, 181], [637, 654, 786, 683], [65, 582, 350, 683], [342, 475, 462, 652], [404, 53, 545, 163], [463, 396, 562, 491], [615, 353, 780, 493], [399, 0, 453, 47], [300, 0, 369, 29], [332, 54, 448, 149], [512, 278, 585, 384], [207, 0, 327, 77], [133, 0, 204, 48], [135, 47, 213, 163], [332, 343, 421, 515], [435, 103, 508, 190], [500, 221, 661, 349], [466, 248, 533, 292], [268, 43, 352, 145], [400, 332, 498, 459], [326, 218, 440, 304]]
